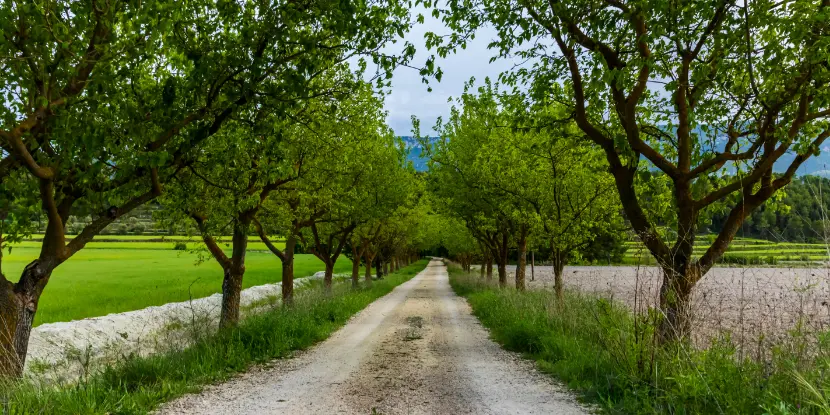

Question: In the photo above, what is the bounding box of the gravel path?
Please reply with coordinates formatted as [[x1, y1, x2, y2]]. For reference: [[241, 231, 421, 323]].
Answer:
[[159, 259, 587, 415]]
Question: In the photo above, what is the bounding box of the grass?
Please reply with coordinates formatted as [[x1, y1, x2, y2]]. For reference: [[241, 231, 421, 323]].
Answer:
[[621, 237, 830, 266], [1, 260, 429, 414], [448, 264, 827, 414], [2, 244, 346, 326]]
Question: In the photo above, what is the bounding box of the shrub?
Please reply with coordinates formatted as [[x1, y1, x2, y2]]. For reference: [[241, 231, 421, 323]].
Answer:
[[173, 242, 187, 251]]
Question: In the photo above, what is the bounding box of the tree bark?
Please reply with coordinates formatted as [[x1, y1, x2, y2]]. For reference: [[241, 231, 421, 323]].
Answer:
[[351, 248, 361, 288], [364, 254, 373, 285], [479, 256, 485, 278], [324, 261, 335, 294], [0, 280, 19, 376], [657, 264, 697, 343], [531, 251, 535, 282], [219, 218, 249, 328], [220, 268, 243, 328], [282, 235, 296, 306], [515, 229, 528, 291], [4, 257, 56, 376], [551, 249, 567, 302], [497, 263, 507, 287], [486, 256, 493, 280]]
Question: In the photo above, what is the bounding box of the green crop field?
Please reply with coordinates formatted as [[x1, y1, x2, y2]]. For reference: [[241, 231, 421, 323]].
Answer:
[[621, 237, 830, 265], [3, 239, 349, 326]]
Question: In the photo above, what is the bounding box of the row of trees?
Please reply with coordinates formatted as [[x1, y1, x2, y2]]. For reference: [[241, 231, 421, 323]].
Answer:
[[0, 0, 426, 378], [421, 81, 623, 299], [423, 0, 830, 343]]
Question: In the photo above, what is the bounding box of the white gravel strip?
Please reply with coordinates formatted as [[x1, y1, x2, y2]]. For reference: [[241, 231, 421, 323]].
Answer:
[[25, 271, 340, 381]]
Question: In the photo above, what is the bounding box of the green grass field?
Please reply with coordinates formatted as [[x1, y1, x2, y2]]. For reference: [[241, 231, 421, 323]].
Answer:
[[3, 239, 349, 326], [621, 236, 830, 265]]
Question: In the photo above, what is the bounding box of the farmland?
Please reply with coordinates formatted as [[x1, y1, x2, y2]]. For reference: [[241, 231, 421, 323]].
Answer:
[[4, 238, 350, 326], [621, 237, 830, 266]]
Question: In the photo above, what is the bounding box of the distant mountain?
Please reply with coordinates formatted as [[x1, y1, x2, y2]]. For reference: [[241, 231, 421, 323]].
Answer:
[[400, 136, 435, 171], [398, 133, 830, 175]]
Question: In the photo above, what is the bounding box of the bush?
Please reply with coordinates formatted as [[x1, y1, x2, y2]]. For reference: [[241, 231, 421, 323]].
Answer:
[[173, 242, 187, 251]]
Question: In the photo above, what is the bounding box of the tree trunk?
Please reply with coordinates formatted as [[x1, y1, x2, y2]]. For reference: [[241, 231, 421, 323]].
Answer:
[[0, 280, 20, 377], [531, 251, 535, 282], [657, 266, 697, 343], [219, 220, 249, 328], [364, 255, 373, 285], [324, 261, 335, 294], [479, 257, 485, 278], [282, 235, 296, 306], [551, 249, 566, 302], [515, 230, 528, 291], [351, 247, 361, 288], [375, 257, 383, 279], [220, 268, 243, 328], [5, 259, 54, 376], [486, 257, 493, 280], [497, 263, 507, 288]]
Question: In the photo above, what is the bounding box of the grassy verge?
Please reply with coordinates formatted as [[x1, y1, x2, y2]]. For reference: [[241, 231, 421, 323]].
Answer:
[[448, 264, 825, 414], [4, 247, 348, 325], [2, 260, 429, 414]]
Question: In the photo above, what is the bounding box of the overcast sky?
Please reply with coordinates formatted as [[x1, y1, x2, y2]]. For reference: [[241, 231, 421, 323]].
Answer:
[[382, 9, 830, 175], [381, 11, 522, 137]]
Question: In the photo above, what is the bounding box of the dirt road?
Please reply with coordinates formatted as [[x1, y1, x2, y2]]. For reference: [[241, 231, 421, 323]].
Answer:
[[160, 259, 587, 414]]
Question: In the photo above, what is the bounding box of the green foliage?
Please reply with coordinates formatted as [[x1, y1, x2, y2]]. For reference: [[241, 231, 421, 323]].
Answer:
[[710, 176, 830, 243], [448, 267, 826, 414], [0, 261, 429, 413], [422, 80, 623, 269], [172, 242, 187, 251]]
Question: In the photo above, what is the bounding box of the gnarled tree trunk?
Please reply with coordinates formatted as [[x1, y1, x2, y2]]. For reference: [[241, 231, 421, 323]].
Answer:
[[0, 280, 19, 376], [0, 258, 55, 376]]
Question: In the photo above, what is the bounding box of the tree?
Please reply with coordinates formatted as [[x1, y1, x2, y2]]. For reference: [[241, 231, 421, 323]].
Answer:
[[0, 0, 420, 374], [430, 0, 830, 341]]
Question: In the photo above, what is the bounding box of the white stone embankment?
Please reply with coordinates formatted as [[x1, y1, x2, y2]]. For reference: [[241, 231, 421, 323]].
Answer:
[[25, 272, 341, 380]]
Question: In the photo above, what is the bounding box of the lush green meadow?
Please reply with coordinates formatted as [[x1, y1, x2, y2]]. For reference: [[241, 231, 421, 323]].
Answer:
[[621, 237, 829, 265], [4, 238, 349, 326]]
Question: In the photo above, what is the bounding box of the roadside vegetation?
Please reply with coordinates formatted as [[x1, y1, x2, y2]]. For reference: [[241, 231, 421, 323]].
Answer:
[[448, 265, 827, 413], [0, 260, 428, 414]]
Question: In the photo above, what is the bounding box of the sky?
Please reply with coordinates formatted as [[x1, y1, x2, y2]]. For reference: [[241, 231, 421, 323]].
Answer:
[[384, 8, 830, 175], [380, 10, 521, 137]]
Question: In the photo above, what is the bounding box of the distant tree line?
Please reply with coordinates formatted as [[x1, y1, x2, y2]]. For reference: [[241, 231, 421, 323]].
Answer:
[[708, 175, 830, 243]]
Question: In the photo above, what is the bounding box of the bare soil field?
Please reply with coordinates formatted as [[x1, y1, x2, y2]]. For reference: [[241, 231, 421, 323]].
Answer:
[[511, 265, 830, 355]]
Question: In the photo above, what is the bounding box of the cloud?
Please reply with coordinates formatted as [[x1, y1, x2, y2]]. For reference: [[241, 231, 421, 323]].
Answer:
[[382, 9, 526, 136]]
